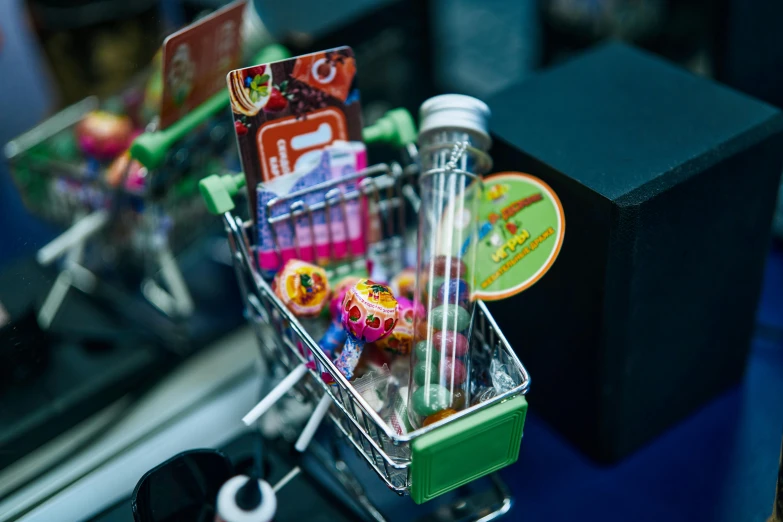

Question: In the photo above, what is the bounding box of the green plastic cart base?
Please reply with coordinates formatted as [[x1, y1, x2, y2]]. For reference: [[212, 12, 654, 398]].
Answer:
[[410, 395, 528, 504]]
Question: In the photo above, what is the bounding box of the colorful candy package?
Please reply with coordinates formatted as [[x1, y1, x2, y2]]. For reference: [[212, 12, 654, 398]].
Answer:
[[226, 46, 363, 218], [256, 141, 367, 277]]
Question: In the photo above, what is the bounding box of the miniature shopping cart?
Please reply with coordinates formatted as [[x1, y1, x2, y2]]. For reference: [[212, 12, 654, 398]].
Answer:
[[199, 109, 530, 516], [4, 45, 289, 328]]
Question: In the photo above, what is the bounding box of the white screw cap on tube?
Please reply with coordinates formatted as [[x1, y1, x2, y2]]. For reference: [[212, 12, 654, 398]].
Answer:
[[418, 94, 492, 150]]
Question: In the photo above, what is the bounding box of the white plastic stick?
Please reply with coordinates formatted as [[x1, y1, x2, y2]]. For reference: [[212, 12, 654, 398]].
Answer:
[[37, 271, 72, 329], [295, 394, 332, 452], [156, 246, 194, 317], [37, 238, 85, 329], [141, 279, 177, 317], [66, 262, 97, 294], [272, 466, 301, 493], [242, 363, 308, 426], [36, 210, 109, 266]]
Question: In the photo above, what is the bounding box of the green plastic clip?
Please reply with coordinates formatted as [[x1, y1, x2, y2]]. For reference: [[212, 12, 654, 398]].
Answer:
[[131, 92, 229, 169], [362, 108, 417, 148], [199, 173, 246, 215]]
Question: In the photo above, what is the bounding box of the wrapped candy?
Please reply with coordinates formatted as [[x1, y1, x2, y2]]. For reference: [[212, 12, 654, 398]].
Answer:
[[106, 151, 147, 193], [373, 297, 424, 355], [76, 111, 135, 161], [423, 408, 457, 427], [355, 344, 393, 376], [318, 286, 348, 356], [334, 279, 398, 380], [391, 268, 416, 301], [243, 260, 330, 428], [273, 259, 330, 317], [318, 275, 363, 356], [295, 279, 398, 453]]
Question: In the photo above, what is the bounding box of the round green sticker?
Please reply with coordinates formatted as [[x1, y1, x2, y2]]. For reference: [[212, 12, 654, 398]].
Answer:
[[472, 172, 565, 301]]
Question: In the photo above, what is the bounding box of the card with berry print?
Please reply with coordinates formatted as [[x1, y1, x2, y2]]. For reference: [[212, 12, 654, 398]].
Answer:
[[226, 46, 363, 218]]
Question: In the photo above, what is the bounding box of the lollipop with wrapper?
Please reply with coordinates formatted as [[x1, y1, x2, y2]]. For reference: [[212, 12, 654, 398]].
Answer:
[[76, 111, 135, 161], [273, 259, 330, 317], [317, 275, 362, 356], [335, 280, 398, 380], [295, 280, 398, 453], [242, 260, 330, 427], [273, 260, 329, 361]]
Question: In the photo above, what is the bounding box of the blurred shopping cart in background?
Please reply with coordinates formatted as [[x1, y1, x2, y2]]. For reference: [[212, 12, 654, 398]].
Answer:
[[4, 45, 290, 331]]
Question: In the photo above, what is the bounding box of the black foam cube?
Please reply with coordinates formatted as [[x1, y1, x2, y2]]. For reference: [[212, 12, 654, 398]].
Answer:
[[485, 43, 783, 462]]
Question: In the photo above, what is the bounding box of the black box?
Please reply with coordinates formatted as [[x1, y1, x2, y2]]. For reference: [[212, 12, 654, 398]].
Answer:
[[485, 43, 783, 462]]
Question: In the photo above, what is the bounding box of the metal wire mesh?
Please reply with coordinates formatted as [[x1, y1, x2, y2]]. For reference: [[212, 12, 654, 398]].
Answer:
[[223, 159, 530, 495]]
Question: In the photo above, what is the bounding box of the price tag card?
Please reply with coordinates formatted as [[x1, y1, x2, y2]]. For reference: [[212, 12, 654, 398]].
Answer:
[[160, 0, 245, 129]]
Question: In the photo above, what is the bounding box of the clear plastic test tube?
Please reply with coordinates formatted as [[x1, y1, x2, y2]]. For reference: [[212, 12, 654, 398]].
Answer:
[[407, 95, 491, 429]]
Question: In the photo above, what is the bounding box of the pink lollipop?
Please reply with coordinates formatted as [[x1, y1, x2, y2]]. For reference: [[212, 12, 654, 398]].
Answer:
[[76, 111, 135, 161], [317, 275, 364, 357], [295, 280, 398, 453], [334, 280, 398, 380]]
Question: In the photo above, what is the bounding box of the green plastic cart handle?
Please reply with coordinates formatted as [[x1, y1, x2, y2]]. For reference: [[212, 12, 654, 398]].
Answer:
[[130, 44, 291, 169], [362, 108, 417, 147], [200, 106, 418, 214], [199, 172, 246, 215]]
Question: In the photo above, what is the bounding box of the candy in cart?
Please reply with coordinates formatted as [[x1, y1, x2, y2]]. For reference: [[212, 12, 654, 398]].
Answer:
[[195, 46, 567, 520]]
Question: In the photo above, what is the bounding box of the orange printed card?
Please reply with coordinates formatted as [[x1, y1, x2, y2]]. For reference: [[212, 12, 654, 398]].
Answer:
[[226, 47, 363, 216], [160, 0, 245, 129], [257, 108, 349, 179]]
